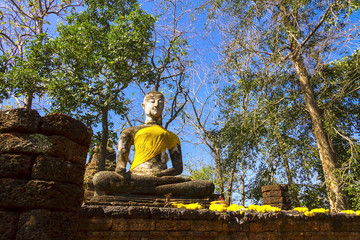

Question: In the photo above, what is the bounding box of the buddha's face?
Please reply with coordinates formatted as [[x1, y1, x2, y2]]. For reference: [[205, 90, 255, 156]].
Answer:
[[142, 92, 164, 118]]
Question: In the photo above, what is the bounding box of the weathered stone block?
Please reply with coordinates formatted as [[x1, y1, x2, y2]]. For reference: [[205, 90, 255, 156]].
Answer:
[[0, 210, 18, 240], [76, 232, 87, 240], [268, 203, 292, 210], [351, 221, 360, 232], [191, 219, 223, 232], [41, 113, 92, 146], [168, 231, 187, 238], [149, 231, 169, 238], [216, 233, 233, 240], [127, 206, 151, 218], [32, 155, 85, 185], [249, 222, 264, 233], [263, 196, 291, 205], [0, 178, 83, 211], [278, 218, 305, 232], [303, 232, 336, 240], [85, 231, 110, 240], [113, 218, 156, 231], [186, 230, 220, 239], [302, 220, 320, 232], [319, 221, 334, 231], [16, 209, 78, 240], [79, 217, 113, 231], [109, 231, 131, 240], [276, 232, 305, 240], [230, 232, 249, 240], [0, 133, 88, 164], [155, 219, 191, 231], [0, 108, 41, 133], [263, 190, 290, 197], [47, 135, 89, 164], [223, 221, 250, 232], [262, 184, 288, 192], [331, 219, 352, 232], [0, 154, 33, 178], [0, 133, 52, 154], [129, 231, 150, 239]]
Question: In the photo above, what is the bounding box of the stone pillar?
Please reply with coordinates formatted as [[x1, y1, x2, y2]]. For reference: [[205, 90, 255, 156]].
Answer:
[[262, 184, 291, 210], [0, 108, 92, 240]]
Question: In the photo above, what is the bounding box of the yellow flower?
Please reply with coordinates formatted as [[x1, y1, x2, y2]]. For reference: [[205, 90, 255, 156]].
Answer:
[[340, 210, 355, 215], [356, 211, 360, 216], [270, 206, 282, 212], [293, 207, 309, 213], [185, 203, 203, 210], [172, 203, 185, 208], [311, 208, 329, 213], [304, 211, 313, 217], [247, 204, 259, 211], [227, 204, 247, 212], [247, 205, 281, 213], [209, 204, 228, 212], [210, 200, 227, 206]]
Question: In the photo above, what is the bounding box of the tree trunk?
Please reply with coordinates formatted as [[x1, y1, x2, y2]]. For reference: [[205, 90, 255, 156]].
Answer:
[[241, 175, 245, 206], [24, 92, 33, 111], [275, 125, 300, 207], [282, 157, 300, 207], [226, 158, 238, 205], [214, 147, 225, 197], [98, 107, 109, 171], [290, 48, 348, 212], [278, 2, 348, 212]]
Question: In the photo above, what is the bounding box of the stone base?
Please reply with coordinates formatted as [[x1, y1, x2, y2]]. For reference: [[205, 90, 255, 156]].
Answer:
[[87, 194, 218, 208]]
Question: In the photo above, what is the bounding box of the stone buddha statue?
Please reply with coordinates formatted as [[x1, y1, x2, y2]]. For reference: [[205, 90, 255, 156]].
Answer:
[[93, 91, 214, 199]]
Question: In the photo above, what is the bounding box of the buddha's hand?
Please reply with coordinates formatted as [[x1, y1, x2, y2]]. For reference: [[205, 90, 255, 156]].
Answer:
[[115, 167, 126, 176]]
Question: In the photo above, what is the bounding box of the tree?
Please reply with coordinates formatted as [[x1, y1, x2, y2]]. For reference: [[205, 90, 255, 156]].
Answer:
[[125, 0, 191, 131], [0, 0, 82, 109], [206, 0, 360, 211], [315, 51, 360, 209], [49, 0, 156, 171]]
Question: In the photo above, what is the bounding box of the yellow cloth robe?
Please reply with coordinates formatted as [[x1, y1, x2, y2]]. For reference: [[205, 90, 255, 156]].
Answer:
[[130, 125, 180, 171]]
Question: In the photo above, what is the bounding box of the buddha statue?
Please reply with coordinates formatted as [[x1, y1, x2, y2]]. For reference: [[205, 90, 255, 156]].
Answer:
[[92, 91, 214, 199]]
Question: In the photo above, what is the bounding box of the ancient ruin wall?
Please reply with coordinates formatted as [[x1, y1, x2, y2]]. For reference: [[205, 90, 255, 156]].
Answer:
[[78, 205, 360, 240], [0, 108, 92, 240]]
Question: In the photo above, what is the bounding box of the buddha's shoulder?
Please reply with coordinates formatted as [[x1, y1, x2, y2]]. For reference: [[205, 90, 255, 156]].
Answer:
[[120, 125, 150, 136]]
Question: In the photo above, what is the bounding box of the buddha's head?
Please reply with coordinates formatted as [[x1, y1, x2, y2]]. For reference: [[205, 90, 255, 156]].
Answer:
[[142, 91, 164, 120]]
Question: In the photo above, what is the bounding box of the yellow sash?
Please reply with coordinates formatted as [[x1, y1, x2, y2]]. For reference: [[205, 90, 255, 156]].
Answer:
[[130, 125, 180, 171]]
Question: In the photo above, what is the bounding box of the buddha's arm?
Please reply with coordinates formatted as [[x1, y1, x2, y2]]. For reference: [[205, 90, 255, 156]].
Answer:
[[115, 129, 133, 175], [155, 144, 183, 177]]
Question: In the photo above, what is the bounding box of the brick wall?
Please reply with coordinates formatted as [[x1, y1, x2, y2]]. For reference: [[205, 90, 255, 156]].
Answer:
[[0, 109, 92, 240], [78, 205, 360, 240]]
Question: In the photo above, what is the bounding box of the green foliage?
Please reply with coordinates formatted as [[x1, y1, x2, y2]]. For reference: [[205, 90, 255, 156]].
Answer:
[[299, 185, 329, 210], [0, 0, 83, 109], [186, 162, 221, 193], [0, 34, 53, 103], [47, 0, 156, 169], [315, 51, 360, 209], [49, 1, 156, 122], [205, 0, 360, 208]]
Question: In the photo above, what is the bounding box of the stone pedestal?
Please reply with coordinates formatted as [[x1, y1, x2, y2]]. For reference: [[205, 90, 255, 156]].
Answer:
[[262, 184, 292, 210], [87, 194, 217, 208], [0, 108, 92, 240]]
